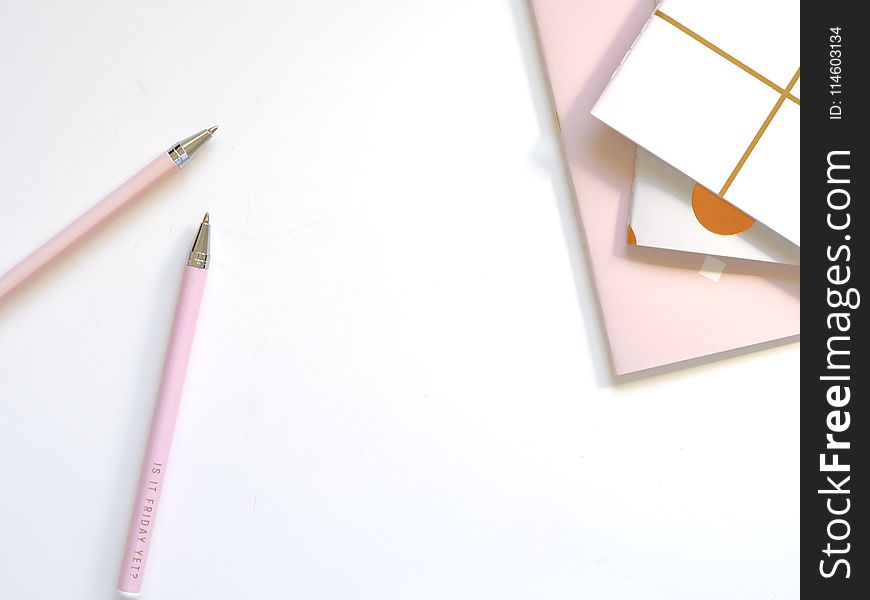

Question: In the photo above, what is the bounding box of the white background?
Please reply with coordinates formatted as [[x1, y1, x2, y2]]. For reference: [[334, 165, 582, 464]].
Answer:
[[0, 1, 799, 599]]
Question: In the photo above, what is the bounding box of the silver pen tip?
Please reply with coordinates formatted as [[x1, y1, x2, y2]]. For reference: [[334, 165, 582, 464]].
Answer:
[[168, 127, 217, 168], [188, 213, 211, 269]]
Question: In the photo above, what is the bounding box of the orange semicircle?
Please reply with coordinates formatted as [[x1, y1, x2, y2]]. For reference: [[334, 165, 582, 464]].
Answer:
[[691, 184, 755, 235]]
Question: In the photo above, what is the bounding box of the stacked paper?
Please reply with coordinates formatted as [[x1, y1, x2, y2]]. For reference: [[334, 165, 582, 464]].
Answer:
[[593, 0, 800, 246], [529, 0, 799, 374]]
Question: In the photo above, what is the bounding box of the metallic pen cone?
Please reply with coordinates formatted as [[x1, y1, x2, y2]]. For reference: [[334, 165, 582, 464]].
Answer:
[[167, 126, 218, 168], [187, 213, 210, 269]]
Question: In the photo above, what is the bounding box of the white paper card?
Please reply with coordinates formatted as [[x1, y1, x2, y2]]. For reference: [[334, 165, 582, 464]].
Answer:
[[593, 0, 801, 245], [629, 149, 799, 265]]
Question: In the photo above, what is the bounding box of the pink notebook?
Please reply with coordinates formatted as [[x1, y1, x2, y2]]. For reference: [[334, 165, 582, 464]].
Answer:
[[529, 0, 799, 374]]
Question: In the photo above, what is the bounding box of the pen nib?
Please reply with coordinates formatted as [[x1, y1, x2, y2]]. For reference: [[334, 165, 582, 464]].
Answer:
[[168, 127, 219, 168], [187, 213, 211, 269]]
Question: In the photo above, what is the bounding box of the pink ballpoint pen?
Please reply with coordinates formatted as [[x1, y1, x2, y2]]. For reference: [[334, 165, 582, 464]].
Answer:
[[117, 214, 211, 598], [0, 127, 217, 302]]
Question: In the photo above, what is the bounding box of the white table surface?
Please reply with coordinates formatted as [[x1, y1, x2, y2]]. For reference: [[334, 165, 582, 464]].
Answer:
[[0, 1, 799, 598]]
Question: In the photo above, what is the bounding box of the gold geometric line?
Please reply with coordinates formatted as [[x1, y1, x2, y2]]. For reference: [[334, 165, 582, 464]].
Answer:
[[719, 67, 801, 196], [655, 10, 799, 105]]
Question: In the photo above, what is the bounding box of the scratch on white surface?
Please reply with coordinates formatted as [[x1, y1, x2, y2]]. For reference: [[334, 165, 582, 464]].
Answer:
[[46, 137, 71, 148], [699, 255, 726, 282], [319, 321, 337, 345], [270, 214, 342, 242]]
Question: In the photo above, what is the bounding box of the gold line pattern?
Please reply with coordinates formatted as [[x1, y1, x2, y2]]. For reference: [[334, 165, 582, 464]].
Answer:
[[719, 67, 801, 196], [655, 10, 799, 105]]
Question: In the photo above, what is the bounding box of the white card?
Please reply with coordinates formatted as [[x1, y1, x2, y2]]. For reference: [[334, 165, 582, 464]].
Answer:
[[593, 0, 800, 245], [629, 148, 799, 265]]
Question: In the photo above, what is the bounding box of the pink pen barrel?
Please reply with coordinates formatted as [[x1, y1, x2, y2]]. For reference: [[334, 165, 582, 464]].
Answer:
[[117, 265, 207, 597], [0, 154, 177, 302]]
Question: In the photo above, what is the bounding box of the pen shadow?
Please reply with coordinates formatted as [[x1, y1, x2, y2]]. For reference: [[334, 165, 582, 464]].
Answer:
[[506, 0, 798, 386]]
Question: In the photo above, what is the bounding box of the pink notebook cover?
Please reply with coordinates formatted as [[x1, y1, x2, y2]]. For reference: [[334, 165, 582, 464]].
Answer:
[[529, 0, 799, 374]]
